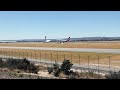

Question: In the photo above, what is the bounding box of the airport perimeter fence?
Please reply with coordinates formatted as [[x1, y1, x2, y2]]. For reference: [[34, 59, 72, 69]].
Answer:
[[0, 49, 120, 75]]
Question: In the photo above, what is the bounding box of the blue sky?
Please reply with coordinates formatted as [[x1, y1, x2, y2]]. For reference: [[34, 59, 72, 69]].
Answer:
[[0, 11, 120, 40]]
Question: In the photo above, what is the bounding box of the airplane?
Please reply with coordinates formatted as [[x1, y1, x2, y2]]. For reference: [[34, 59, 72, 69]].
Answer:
[[43, 36, 51, 43], [57, 37, 71, 43], [44, 40, 51, 43]]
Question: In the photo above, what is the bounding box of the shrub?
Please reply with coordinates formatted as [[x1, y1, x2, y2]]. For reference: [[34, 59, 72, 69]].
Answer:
[[0, 58, 2, 63], [53, 63, 60, 70], [47, 60, 73, 77], [68, 71, 80, 79], [0, 58, 6, 68], [47, 67, 53, 74], [54, 69, 61, 77], [105, 71, 120, 79], [27, 63, 39, 74], [6, 58, 39, 74], [0, 58, 3, 66], [60, 60, 73, 75], [47, 63, 60, 76]]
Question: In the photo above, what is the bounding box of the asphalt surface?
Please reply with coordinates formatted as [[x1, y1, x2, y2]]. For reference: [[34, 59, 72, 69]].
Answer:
[[0, 46, 120, 54]]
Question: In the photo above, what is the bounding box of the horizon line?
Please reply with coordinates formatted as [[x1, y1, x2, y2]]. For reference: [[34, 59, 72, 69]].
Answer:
[[1, 36, 120, 41]]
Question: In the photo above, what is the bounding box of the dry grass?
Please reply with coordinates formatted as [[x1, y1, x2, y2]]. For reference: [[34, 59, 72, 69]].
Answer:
[[0, 48, 120, 68], [1, 41, 120, 49]]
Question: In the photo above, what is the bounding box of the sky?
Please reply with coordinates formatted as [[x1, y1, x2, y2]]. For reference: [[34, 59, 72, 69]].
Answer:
[[0, 11, 120, 40]]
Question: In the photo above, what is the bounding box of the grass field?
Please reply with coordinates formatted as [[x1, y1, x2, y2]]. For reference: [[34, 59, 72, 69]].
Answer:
[[0, 48, 120, 68], [1, 41, 120, 49]]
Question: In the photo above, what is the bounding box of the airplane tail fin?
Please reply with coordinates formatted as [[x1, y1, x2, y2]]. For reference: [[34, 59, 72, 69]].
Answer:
[[67, 37, 71, 42]]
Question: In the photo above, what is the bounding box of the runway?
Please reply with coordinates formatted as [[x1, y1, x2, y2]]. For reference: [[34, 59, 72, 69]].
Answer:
[[0, 46, 120, 54]]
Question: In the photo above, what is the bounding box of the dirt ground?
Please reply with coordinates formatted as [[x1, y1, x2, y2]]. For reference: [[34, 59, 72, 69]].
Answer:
[[0, 63, 105, 79]]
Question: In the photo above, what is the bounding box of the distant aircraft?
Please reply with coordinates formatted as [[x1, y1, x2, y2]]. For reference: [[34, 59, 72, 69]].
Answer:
[[57, 37, 71, 43], [43, 36, 51, 43], [44, 40, 51, 43]]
